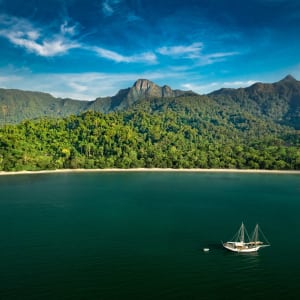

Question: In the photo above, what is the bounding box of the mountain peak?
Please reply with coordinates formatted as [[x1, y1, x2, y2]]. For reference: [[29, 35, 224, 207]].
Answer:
[[280, 74, 297, 82], [133, 79, 156, 91], [114, 79, 196, 107], [130, 79, 161, 99]]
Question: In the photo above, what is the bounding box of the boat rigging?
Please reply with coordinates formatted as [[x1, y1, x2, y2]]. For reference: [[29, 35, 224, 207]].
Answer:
[[223, 222, 270, 253]]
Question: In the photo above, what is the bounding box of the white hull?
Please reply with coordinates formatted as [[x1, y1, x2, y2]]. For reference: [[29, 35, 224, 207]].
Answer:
[[223, 243, 261, 253]]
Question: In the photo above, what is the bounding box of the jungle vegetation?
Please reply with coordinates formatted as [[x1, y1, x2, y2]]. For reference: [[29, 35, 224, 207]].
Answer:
[[1, 96, 299, 171]]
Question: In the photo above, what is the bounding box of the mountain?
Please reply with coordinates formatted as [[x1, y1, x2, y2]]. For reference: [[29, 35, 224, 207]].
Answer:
[[0, 79, 195, 123], [1, 76, 299, 171], [126, 78, 196, 101], [209, 75, 300, 129], [0, 76, 299, 129], [93, 79, 196, 112], [0, 88, 92, 123]]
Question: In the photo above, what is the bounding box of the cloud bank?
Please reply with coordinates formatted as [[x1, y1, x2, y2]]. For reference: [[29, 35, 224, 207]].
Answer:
[[0, 15, 80, 56]]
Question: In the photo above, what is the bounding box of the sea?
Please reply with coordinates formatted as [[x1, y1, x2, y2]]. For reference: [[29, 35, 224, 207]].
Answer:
[[0, 172, 300, 300]]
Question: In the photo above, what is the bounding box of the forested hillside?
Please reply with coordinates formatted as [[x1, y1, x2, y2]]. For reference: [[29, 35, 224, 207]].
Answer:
[[1, 76, 299, 128], [210, 75, 300, 129], [0, 88, 91, 123], [1, 96, 299, 171], [0, 79, 194, 124]]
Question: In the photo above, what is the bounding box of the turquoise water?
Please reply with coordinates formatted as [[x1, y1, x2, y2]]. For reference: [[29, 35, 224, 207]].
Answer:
[[0, 172, 300, 299]]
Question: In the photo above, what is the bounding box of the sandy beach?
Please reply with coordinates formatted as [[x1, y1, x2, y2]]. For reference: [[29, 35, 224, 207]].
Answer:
[[0, 168, 300, 176]]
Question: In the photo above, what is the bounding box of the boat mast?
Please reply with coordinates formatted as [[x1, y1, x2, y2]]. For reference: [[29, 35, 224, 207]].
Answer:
[[240, 222, 244, 243], [252, 224, 259, 242]]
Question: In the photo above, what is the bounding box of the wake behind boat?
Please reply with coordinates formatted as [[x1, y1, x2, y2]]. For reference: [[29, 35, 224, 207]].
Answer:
[[223, 223, 270, 253]]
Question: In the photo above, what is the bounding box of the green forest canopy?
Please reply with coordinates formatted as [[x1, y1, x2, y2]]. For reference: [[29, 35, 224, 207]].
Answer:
[[0, 96, 299, 171]]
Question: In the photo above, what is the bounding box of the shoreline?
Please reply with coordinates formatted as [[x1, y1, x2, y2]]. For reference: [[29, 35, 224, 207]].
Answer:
[[0, 168, 300, 176]]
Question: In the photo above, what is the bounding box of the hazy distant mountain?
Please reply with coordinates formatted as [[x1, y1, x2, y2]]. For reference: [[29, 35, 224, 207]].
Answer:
[[209, 75, 300, 129], [0, 76, 299, 129], [0, 88, 91, 123]]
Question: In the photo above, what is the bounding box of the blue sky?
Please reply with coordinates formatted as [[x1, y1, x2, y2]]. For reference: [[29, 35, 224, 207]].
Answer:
[[0, 0, 300, 100]]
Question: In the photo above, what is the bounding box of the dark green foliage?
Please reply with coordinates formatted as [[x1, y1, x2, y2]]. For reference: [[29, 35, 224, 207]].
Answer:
[[0, 76, 299, 171], [0, 88, 91, 124], [209, 75, 300, 129], [0, 96, 299, 171]]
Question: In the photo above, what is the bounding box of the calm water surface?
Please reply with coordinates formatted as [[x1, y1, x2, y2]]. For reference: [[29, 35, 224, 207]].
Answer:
[[0, 172, 300, 299]]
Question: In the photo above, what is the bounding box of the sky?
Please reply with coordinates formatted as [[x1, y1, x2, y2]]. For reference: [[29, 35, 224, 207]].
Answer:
[[0, 0, 300, 100]]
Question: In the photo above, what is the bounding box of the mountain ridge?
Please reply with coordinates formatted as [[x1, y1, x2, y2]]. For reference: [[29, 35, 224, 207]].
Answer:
[[0, 76, 299, 129], [93, 79, 197, 112], [209, 74, 300, 128]]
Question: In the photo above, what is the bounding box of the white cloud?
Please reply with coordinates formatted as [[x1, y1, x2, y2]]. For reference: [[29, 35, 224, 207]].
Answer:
[[26, 30, 40, 40], [92, 46, 157, 64], [0, 14, 157, 64], [92, 47, 130, 62], [0, 14, 238, 67], [44, 72, 164, 99], [157, 42, 203, 58], [0, 75, 23, 87], [102, 0, 121, 16], [102, 2, 114, 16], [223, 80, 257, 87], [67, 81, 88, 93], [9, 36, 78, 57], [0, 62, 258, 100], [0, 67, 192, 100], [181, 80, 257, 94], [198, 51, 239, 65], [0, 14, 80, 57], [181, 82, 218, 93], [157, 42, 239, 65], [60, 21, 79, 36]]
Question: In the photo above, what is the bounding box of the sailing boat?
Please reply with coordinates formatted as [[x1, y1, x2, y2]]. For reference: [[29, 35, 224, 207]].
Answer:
[[223, 223, 270, 253]]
